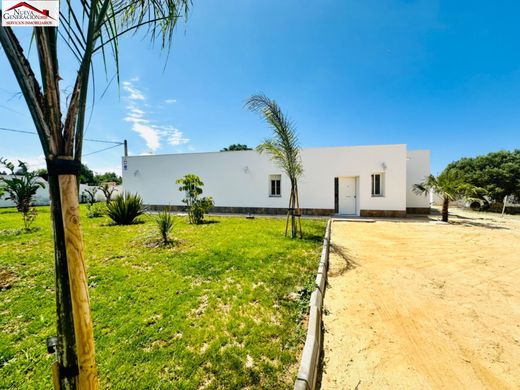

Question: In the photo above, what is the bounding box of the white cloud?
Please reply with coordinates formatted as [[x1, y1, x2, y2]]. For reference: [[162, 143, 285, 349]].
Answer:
[[1, 154, 46, 171], [122, 81, 145, 101], [122, 80, 189, 153]]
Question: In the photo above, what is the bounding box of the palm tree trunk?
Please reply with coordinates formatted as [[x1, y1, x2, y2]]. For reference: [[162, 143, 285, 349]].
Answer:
[[57, 174, 98, 389], [442, 197, 449, 222], [47, 174, 78, 390]]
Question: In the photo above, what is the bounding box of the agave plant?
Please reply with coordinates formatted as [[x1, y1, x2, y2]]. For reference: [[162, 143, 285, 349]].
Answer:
[[106, 193, 145, 225], [155, 208, 174, 244]]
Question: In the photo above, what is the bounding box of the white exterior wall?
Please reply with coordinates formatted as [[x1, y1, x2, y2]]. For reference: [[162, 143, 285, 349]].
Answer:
[[406, 150, 431, 208], [123, 144, 414, 215]]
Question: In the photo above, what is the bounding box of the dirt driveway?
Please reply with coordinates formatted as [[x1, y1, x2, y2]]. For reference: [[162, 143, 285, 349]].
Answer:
[[321, 210, 520, 389]]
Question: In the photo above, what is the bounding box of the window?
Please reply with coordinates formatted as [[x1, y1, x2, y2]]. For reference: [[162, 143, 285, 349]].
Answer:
[[371, 173, 384, 197], [269, 175, 281, 197]]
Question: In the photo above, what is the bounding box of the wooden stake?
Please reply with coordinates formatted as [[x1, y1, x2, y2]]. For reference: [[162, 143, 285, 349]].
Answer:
[[58, 174, 98, 389]]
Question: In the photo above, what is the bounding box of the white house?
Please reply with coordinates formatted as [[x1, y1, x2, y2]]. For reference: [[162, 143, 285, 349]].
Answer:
[[122, 144, 430, 217]]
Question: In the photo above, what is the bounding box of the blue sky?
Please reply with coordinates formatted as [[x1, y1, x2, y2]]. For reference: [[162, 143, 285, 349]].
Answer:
[[1, 0, 519, 175]]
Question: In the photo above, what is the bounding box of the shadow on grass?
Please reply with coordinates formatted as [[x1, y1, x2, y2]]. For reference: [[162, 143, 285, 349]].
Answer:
[[200, 220, 220, 225]]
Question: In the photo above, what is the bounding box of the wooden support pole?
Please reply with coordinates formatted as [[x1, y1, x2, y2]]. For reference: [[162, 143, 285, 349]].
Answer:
[[58, 173, 98, 389]]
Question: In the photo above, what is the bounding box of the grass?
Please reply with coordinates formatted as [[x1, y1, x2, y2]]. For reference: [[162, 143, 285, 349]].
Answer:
[[0, 205, 326, 389]]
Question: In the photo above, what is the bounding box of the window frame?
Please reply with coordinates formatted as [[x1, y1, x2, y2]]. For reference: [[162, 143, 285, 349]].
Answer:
[[371, 173, 384, 197], [269, 174, 282, 197]]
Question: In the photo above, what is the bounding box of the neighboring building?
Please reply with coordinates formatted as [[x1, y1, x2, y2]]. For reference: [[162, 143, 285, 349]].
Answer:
[[122, 144, 430, 217]]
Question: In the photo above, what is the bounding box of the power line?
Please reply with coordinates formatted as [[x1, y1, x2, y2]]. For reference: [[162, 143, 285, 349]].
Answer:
[[0, 126, 124, 145], [0, 127, 34, 135], [83, 144, 122, 156]]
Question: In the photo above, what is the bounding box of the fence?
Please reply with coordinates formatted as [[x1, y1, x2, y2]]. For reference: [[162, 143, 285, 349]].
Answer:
[[294, 219, 332, 390]]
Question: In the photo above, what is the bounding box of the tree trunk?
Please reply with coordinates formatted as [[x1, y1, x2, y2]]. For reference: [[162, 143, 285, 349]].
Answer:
[[57, 174, 98, 389], [442, 198, 449, 222], [47, 174, 78, 390]]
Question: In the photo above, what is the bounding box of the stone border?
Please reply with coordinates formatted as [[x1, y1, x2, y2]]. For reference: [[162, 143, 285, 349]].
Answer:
[[294, 219, 332, 390]]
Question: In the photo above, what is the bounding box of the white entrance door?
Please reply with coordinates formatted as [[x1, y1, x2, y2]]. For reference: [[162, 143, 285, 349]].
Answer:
[[338, 177, 356, 215]]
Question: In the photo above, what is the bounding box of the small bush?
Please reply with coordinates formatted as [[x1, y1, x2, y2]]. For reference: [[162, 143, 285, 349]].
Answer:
[[155, 208, 174, 244], [176, 174, 214, 224], [87, 202, 107, 218], [106, 193, 145, 225], [191, 197, 214, 225]]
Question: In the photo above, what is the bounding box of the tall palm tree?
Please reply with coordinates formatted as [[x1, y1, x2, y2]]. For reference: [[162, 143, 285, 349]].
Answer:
[[414, 169, 483, 222], [1, 2, 190, 388], [245, 94, 303, 238]]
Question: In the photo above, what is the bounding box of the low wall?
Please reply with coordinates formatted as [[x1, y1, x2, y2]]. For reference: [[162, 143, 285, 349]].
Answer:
[[294, 219, 332, 390], [360, 209, 406, 217], [406, 207, 431, 214], [146, 204, 335, 216]]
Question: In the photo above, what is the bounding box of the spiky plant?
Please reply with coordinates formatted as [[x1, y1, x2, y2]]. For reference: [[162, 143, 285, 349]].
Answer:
[[245, 94, 304, 238], [155, 208, 174, 244], [106, 193, 145, 225], [414, 169, 484, 222], [0, 2, 191, 387]]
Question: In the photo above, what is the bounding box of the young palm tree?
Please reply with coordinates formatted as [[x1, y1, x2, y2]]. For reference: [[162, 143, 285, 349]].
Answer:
[[245, 94, 304, 238], [414, 169, 483, 222], [1, 2, 190, 388]]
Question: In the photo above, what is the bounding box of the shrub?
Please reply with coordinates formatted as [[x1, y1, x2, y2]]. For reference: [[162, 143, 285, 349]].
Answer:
[[87, 202, 107, 218], [155, 208, 174, 244], [176, 174, 214, 224], [190, 197, 214, 224], [106, 193, 144, 225]]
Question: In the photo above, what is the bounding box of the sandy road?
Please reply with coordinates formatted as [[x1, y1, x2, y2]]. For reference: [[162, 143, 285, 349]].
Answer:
[[321, 210, 520, 389]]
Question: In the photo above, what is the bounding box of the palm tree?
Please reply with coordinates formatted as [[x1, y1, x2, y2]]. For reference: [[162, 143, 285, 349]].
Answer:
[[1, 2, 190, 388], [0, 159, 46, 229], [413, 169, 483, 222], [245, 94, 303, 238]]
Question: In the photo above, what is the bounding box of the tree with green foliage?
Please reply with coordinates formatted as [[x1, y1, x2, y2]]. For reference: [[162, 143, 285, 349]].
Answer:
[[220, 144, 252, 151], [445, 150, 520, 204], [414, 169, 484, 222], [176, 174, 214, 224], [1, 1, 191, 387], [96, 171, 122, 185], [245, 94, 304, 239], [38, 164, 122, 185], [0, 158, 45, 230]]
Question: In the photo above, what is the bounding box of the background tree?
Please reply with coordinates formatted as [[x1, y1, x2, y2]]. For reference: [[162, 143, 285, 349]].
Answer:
[[38, 164, 122, 185], [245, 94, 303, 238], [445, 150, 520, 204], [0, 159, 45, 230], [83, 187, 98, 206], [176, 174, 214, 224], [220, 144, 252, 151], [98, 183, 115, 203], [413, 169, 484, 222], [1, 2, 190, 388], [96, 172, 122, 185]]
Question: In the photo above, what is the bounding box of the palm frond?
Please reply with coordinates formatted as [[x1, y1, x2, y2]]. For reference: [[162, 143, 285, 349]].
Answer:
[[246, 93, 303, 180]]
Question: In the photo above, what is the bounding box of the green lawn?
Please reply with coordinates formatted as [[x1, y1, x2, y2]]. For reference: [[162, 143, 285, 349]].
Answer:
[[0, 206, 326, 389]]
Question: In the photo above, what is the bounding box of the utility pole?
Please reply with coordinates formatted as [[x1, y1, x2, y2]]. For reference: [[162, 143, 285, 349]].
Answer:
[[124, 140, 128, 157]]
